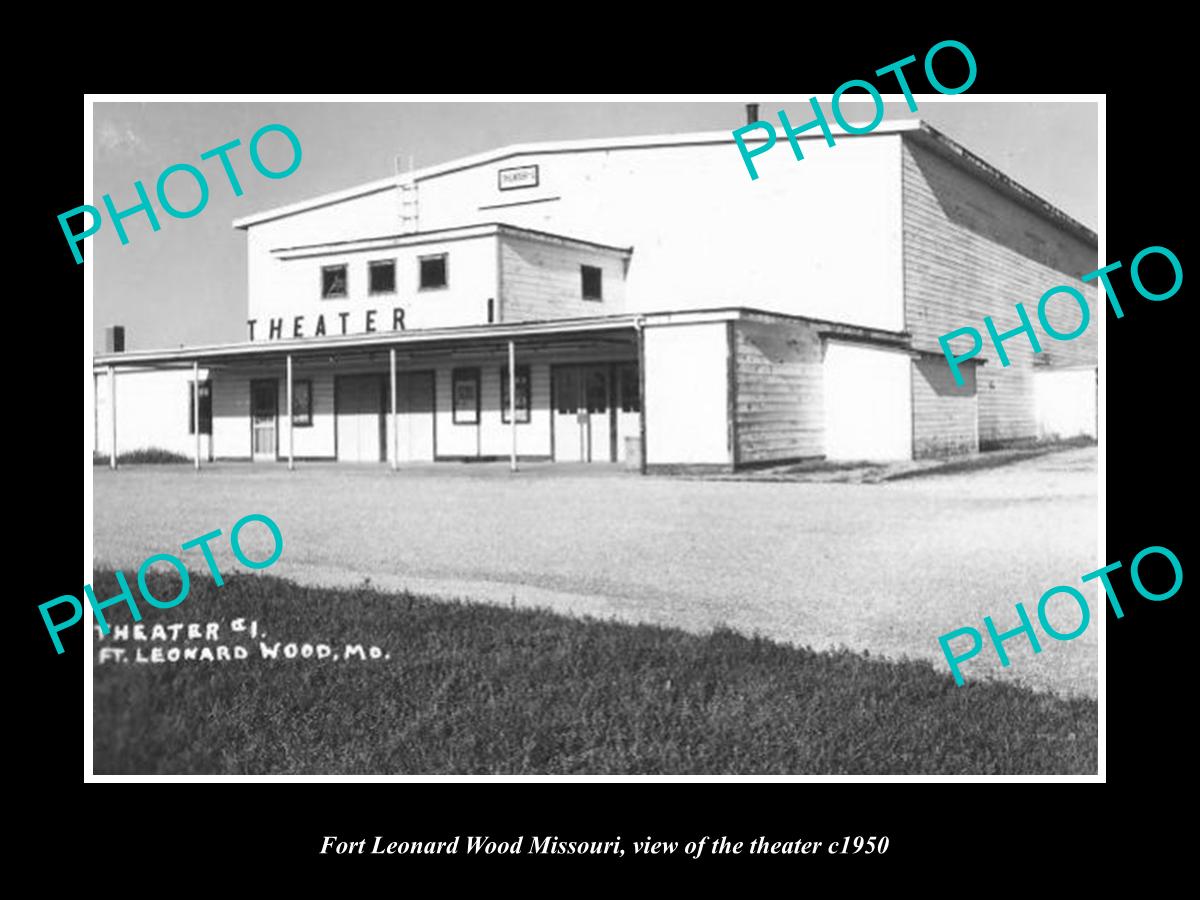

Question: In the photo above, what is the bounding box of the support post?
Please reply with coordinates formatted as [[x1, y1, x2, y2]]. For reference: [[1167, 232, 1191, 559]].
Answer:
[[108, 365, 117, 470], [637, 320, 647, 476], [508, 340, 517, 473], [390, 347, 398, 471], [192, 360, 201, 472], [286, 353, 294, 471]]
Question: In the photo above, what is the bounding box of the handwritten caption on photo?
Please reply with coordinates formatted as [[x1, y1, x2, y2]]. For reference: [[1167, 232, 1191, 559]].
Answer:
[[94, 616, 389, 664]]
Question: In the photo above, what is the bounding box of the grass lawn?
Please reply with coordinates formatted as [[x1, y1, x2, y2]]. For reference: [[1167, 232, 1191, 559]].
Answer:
[[92, 570, 1097, 775], [93, 447, 191, 466]]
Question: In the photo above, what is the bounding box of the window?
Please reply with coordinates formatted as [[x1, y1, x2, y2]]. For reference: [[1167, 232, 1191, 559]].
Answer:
[[554, 367, 579, 414], [292, 379, 313, 427], [322, 264, 348, 299], [368, 259, 396, 295], [581, 264, 603, 301], [420, 254, 448, 290], [585, 369, 608, 413], [500, 365, 531, 424], [187, 380, 212, 435], [452, 368, 480, 424], [618, 363, 640, 413]]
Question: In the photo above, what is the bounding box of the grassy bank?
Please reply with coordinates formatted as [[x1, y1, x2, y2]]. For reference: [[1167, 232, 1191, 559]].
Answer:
[[93, 447, 191, 466], [92, 570, 1097, 775]]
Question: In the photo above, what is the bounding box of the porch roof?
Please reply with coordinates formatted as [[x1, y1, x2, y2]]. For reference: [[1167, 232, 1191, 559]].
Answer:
[[92, 307, 910, 372], [93, 313, 644, 372]]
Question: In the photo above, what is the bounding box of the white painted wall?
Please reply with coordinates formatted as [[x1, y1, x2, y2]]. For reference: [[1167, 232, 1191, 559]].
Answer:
[[212, 371, 251, 459], [248, 234, 498, 340], [246, 189, 401, 325], [416, 135, 905, 331], [823, 342, 913, 461], [1034, 367, 1097, 439], [432, 363, 553, 458], [239, 132, 905, 334], [95, 368, 212, 460], [644, 322, 730, 466]]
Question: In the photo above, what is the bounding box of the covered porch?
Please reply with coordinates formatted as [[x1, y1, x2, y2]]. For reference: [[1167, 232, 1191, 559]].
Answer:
[[93, 316, 644, 473]]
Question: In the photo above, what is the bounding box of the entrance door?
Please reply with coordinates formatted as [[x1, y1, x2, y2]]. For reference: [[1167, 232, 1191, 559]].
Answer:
[[250, 379, 277, 461], [387, 372, 435, 462], [337, 374, 385, 462], [553, 365, 613, 462]]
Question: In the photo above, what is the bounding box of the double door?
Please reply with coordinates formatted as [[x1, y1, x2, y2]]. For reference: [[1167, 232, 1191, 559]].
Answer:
[[553, 365, 614, 462], [337, 375, 385, 462], [337, 372, 435, 463]]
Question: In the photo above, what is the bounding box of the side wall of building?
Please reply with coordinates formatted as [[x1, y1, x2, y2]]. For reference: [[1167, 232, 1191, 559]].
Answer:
[[247, 232, 499, 339], [732, 319, 824, 465], [95, 369, 213, 460], [415, 136, 906, 332], [499, 234, 626, 322], [823, 341, 913, 462], [901, 138, 1098, 448], [911, 355, 979, 458], [644, 322, 730, 468]]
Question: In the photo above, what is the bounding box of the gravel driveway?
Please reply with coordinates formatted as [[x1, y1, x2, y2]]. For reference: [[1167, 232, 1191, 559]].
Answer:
[[92, 447, 1099, 698]]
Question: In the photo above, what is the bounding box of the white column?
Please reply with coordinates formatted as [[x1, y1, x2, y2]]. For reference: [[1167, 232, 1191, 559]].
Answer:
[[637, 319, 647, 475], [192, 360, 201, 471], [286, 353, 294, 471], [108, 365, 117, 470], [390, 347, 398, 471], [508, 340, 517, 473]]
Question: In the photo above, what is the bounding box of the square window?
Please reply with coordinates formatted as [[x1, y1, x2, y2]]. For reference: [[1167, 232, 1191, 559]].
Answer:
[[581, 264, 603, 301], [368, 260, 396, 295], [452, 368, 479, 424], [500, 366, 531, 424], [420, 254, 448, 290], [187, 380, 212, 435], [322, 264, 348, 299], [292, 379, 313, 427]]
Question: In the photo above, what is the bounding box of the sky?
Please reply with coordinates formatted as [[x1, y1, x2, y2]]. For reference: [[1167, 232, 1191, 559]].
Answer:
[[91, 99, 1098, 351]]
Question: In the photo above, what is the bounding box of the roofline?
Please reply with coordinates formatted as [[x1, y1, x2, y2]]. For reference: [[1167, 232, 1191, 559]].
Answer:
[[231, 121, 928, 230], [906, 123, 1097, 246], [230, 118, 1096, 249], [270, 222, 634, 259], [93, 307, 909, 370]]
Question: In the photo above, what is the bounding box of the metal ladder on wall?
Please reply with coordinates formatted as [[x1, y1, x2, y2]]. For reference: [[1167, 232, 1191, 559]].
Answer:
[[396, 154, 419, 233]]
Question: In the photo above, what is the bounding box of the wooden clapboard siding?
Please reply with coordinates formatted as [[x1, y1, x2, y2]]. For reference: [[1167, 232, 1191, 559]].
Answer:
[[733, 319, 823, 464], [978, 362, 1036, 447], [901, 138, 1097, 448], [499, 234, 626, 321], [912, 356, 978, 458]]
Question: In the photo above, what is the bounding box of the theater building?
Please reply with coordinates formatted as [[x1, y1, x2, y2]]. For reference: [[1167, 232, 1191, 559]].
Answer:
[[93, 118, 1098, 472]]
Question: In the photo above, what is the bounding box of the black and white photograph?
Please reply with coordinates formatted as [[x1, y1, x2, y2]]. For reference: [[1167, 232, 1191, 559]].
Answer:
[[77, 94, 1108, 777]]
